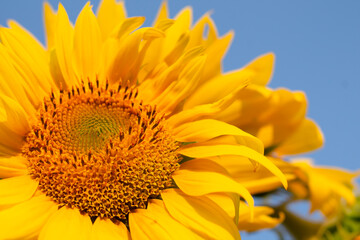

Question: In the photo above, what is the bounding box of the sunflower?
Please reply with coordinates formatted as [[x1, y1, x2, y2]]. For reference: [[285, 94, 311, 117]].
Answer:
[[288, 158, 358, 217], [0, 1, 287, 239]]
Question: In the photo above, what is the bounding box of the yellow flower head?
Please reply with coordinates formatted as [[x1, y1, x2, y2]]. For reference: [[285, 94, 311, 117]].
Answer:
[[290, 158, 359, 217], [0, 1, 287, 239]]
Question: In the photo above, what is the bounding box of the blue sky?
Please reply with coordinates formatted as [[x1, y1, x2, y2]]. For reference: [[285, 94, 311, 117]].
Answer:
[[1, 1, 359, 239]]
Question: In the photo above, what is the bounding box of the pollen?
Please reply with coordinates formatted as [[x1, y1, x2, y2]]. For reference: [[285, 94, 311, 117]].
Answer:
[[22, 80, 180, 220]]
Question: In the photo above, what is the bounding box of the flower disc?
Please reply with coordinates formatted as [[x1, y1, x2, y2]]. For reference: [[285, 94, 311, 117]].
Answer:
[[22, 81, 180, 219]]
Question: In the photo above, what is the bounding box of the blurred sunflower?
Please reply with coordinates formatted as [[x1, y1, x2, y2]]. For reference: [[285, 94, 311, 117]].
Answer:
[[0, 0, 288, 239], [194, 49, 359, 238]]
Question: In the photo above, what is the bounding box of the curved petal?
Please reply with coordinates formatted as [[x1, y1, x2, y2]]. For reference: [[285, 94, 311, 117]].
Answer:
[[0, 21, 54, 97], [201, 29, 233, 83], [179, 144, 287, 189], [73, 3, 102, 81], [0, 175, 38, 209], [213, 85, 272, 128], [308, 168, 355, 212], [106, 25, 145, 84], [154, 55, 206, 114], [173, 159, 254, 216], [129, 199, 199, 240], [161, 189, 241, 240], [167, 84, 246, 128], [0, 194, 58, 240], [0, 93, 30, 134], [256, 89, 307, 148], [139, 46, 204, 102], [291, 159, 357, 216], [173, 119, 263, 153], [161, 7, 192, 60], [238, 201, 285, 231], [185, 53, 273, 108], [0, 94, 30, 156], [0, 155, 27, 178], [91, 218, 130, 240], [0, 47, 35, 118], [241, 174, 295, 195], [244, 52, 275, 86], [0, 46, 37, 118], [206, 193, 240, 225], [276, 118, 324, 155], [207, 155, 296, 194], [96, 0, 126, 39], [39, 207, 92, 240], [163, 30, 190, 65], [188, 14, 211, 50]]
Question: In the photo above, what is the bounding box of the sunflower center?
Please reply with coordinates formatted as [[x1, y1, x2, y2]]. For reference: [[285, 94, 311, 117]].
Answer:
[[22, 80, 180, 220]]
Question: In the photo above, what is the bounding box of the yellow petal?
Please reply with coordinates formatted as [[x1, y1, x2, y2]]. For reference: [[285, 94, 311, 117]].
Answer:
[[164, 31, 190, 65], [238, 202, 285, 231], [107, 27, 144, 84], [154, 55, 206, 114], [213, 85, 272, 128], [200, 20, 233, 81], [161, 189, 241, 240], [49, 48, 68, 90], [0, 93, 30, 135], [96, 0, 126, 39], [0, 194, 58, 240], [73, 3, 102, 82], [129, 199, 199, 240], [276, 118, 324, 155], [306, 171, 336, 213], [179, 144, 287, 189], [241, 174, 294, 194], [185, 53, 273, 109], [44, 2, 57, 49], [291, 159, 357, 216], [188, 14, 211, 49], [54, 3, 77, 88], [115, 27, 165, 85], [1, 21, 54, 96], [313, 167, 358, 184], [0, 175, 38, 209], [152, 1, 169, 27], [0, 155, 27, 178], [168, 84, 246, 128], [0, 94, 30, 155], [288, 180, 309, 199], [114, 16, 145, 40], [155, 18, 175, 32], [91, 218, 130, 240], [257, 89, 307, 148], [173, 119, 263, 153], [173, 159, 254, 216], [0, 44, 42, 118], [39, 207, 92, 240], [207, 156, 295, 194], [206, 193, 240, 225], [244, 53, 275, 86], [139, 46, 205, 101], [308, 168, 355, 212], [161, 7, 192, 60], [184, 69, 250, 109]]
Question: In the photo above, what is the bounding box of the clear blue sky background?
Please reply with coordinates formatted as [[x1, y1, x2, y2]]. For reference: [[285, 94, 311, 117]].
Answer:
[[1, 1, 359, 239]]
